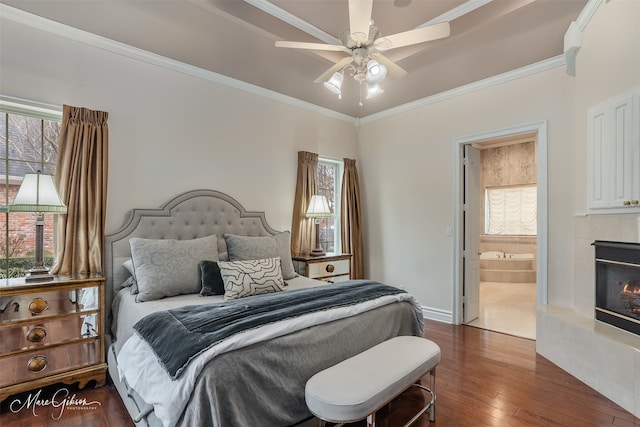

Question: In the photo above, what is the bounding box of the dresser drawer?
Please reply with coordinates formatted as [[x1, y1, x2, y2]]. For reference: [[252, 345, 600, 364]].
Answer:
[[0, 339, 100, 387], [0, 287, 99, 325], [308, 259, 350, 279], [0, 315, 97, 355], [318, 274, 351, 284]]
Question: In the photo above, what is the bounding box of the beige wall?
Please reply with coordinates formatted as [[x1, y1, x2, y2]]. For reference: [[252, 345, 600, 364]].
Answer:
[[480, 141, 537, 254], [571, 0, 640, 316], [358, 67, 575, 311], [358, 0, 640, 318], [0, 18, 358, 235]]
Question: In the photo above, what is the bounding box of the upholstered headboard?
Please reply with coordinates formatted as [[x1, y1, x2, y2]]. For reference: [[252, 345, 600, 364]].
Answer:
[[103, 189, 281, 336]]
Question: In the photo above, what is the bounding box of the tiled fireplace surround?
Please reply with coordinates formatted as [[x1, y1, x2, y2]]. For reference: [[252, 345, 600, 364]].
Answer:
[[537, 214, 640, 418]]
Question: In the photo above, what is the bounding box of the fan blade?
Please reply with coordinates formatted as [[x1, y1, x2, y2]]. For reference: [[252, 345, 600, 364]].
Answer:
[[369, 53, 407, 79], [349, 0, 373, 44], [275, 41, 349, 52], [314, 57, 354, 83], [373, 21, 450, 51]]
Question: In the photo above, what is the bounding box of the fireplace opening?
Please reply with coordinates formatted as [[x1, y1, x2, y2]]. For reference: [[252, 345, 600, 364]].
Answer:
[[593, 241, 640, 336]]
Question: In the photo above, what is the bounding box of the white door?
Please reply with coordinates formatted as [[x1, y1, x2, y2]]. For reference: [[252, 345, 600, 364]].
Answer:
[[463, 145, 481, 323]]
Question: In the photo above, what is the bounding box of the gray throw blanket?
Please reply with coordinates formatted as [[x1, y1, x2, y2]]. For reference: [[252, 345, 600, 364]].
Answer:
[[134, 280, 406, 379]]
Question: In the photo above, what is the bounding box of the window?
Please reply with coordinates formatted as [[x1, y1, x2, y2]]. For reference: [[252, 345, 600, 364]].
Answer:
[[485, 185, 537, 235], [0, 100, 62, 278], [316, 158, 343, 253]]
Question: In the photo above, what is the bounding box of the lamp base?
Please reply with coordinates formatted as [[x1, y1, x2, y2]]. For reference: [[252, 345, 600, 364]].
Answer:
[[25, 267, 54, 282], [309, 247, 326, 257]]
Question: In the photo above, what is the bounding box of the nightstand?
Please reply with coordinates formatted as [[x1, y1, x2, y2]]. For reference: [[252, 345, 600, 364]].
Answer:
[[292, 253, 352, 283], [0, 274, 107, 402]]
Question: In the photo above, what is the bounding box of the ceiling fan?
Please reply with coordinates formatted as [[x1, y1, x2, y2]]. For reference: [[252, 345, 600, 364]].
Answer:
[[275, 0, 450, 101]]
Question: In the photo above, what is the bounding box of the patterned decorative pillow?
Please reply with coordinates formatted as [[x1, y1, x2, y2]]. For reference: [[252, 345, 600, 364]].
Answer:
[[130, 234, 219, 302], [218, 257, 285, 300], [224, 232, 297, 280]]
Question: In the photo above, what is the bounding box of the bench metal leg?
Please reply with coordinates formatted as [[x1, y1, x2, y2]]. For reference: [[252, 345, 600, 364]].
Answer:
[[403, 367, 437, 426], [367, 412, 376, 427], [315, 366, 437, 427]]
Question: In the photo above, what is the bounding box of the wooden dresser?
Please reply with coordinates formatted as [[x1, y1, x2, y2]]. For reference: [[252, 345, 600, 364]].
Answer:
[[292, 253, 352, 283], [0, 275, 107, 402]]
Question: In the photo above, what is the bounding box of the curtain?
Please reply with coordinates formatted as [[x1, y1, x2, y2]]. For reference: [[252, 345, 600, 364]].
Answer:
[[341, 158, 364, 279], [291, 151, 318, 256], [485, 185, 537, 235], [51, 105, 109, 276]]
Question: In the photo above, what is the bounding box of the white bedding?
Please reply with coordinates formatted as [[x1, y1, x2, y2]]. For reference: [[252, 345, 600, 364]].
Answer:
[[117, 289, 420, 427]]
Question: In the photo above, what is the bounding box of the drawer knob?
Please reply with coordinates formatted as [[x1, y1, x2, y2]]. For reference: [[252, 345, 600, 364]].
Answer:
[[326, 263, 335, 273], [28, 298, 48, 315], [26, 326, 47, 343], [27, 355, 48, 373]]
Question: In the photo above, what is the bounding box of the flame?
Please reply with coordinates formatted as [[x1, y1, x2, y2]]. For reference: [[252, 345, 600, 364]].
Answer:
[[623, 283, 640, 294]]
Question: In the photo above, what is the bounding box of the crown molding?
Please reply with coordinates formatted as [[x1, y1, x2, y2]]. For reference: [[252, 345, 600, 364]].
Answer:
[[0, 4, 354, 124], [359, 55, 566, 124], [576, 0, 603, 30], [1, 4, 583, 126]]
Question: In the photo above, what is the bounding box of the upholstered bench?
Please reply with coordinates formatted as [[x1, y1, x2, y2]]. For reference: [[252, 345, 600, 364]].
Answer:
[[305, 336, 441, 427]]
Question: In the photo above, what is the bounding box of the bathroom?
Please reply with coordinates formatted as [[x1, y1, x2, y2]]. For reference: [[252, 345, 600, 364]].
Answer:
[[479, 137, 537, 281], [469, 135, 537, 339]]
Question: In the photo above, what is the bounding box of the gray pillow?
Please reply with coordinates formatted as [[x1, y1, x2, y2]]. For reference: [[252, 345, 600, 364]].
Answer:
[[218, 257, 285, 300], [130, 234, 219, 302], [224, 232, 297, 280], [122, 258, 138, 294]]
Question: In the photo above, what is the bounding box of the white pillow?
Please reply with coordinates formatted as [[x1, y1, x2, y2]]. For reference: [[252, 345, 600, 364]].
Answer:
[[130, 234, 218, 302], [218, 257, 285, 300]]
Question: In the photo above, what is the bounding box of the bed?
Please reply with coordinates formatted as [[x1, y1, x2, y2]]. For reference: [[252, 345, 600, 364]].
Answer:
[[104, 189, 424, 427]]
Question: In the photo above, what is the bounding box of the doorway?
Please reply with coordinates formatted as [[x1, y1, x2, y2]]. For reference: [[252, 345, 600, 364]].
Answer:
[[452, 121, 548, 338]]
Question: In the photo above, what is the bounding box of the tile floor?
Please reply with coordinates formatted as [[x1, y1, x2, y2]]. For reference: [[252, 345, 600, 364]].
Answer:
[[466, 281, 536, 340]]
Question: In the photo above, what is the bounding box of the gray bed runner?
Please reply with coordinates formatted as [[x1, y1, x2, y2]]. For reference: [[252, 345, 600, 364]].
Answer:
[[134, 280, 406, 379]]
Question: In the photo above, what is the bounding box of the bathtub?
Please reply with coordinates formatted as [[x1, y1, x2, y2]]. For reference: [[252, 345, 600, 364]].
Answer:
[[479, 251, 504, 259], [479, 252, 536, 283], [479, 251, 534, 260]]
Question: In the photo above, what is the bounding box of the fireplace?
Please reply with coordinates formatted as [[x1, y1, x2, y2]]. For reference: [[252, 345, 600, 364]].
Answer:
[[593, 241, 640, 336]]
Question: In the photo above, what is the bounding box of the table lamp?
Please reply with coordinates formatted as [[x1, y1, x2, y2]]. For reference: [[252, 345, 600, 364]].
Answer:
[[306, 195, 332, 257], [9, 171, 67, 282]]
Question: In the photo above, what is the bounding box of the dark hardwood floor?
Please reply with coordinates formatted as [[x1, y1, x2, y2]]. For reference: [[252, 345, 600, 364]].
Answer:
[[1, 320, 638, 426]]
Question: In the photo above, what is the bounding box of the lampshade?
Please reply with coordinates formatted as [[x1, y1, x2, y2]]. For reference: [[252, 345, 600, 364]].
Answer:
[[366, 60, 387, 83], [323, 72, 343, 95], [306, 195, 332, 218], [366, 82, 384, 99], [10, 172, 67, 214]]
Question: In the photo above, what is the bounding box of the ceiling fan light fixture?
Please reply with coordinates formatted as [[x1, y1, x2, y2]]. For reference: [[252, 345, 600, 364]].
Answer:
[[366, 60, 387, 83], [323, 72, 344, 95], [366, 82, 384, 99]]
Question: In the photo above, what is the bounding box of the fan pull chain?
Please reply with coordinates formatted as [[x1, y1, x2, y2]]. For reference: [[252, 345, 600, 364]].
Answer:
[[359, 81, 363, 107]]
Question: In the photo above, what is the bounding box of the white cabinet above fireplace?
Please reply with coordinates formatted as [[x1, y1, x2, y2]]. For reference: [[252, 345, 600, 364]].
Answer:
[[587, 88, 640, 213]]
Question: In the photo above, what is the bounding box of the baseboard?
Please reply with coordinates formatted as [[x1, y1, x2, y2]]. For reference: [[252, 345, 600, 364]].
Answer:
[[422, 306, 453, 324]]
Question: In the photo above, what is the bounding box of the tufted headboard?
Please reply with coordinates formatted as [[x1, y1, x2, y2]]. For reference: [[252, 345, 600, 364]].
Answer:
[[103, 189, 281, 336]]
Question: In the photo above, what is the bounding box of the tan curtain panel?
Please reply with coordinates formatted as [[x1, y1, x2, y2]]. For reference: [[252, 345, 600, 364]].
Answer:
[[341, 158, 364, 279], [291, 151, 318, 256], [51, 105, 109, 276]]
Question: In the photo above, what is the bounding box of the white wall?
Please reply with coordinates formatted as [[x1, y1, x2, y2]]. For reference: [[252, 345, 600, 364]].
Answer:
[[0, 17, 358, 235], [571, 0, 640, 314], [357, 65, 575, 313]]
